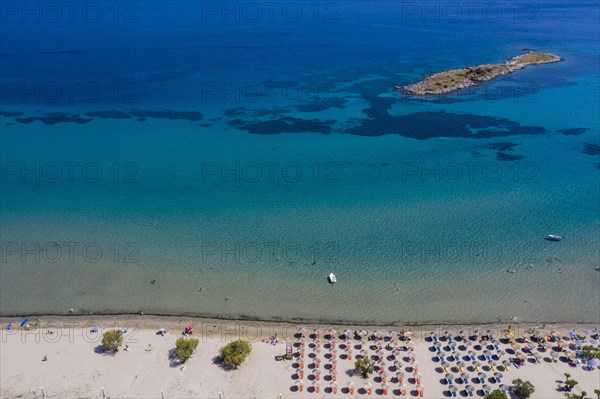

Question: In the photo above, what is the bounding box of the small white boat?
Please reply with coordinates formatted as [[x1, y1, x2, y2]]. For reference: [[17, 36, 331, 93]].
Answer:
[[328, 273, 337, 284], [545, 234, 564, 241]]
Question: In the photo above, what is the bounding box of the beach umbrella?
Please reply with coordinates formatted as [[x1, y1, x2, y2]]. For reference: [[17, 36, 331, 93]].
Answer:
[[494, 372, 503, 381], [521, 331, 530, 340], [516, 352, 527, 361], [347, 381, 355, 395], [473, 360, 481, 369], [569, 329, 577, 338], [184, 326, 192, 334], [416, 384, 425, 395], [557, 340, 569, 348], [441, 361, 450, 370], [477, 372, 486, 381], [466, 385, 475, 395], [583, 329, 591, 336], [497, 349, 505, 357], [463, 340, 472, 348], [449, 385, 458, 396], [502, 359, 511, 369], [445, 373, 455, 383], [330, 381, 339, 394], [550, 330, 560, 338], [488, 360, 497, 369], [358, 330, 367, 337], [312, 381, 320, 393], [504, 332, 515, 341], [312, 369, 321, 381], [158, 327, 166, 334], [482, 384, 491, 394], [511, 342, 521, 350], [460, 372, 469, 383], [20, 319, 28, 327], [457, 361, 465, 369], [550, 351, 559, 360], [396, 371, 405, 381], [342, 329, 352, 337]]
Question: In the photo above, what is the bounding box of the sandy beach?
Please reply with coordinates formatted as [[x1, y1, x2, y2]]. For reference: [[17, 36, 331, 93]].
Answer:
[[1, 315, 598, 398]]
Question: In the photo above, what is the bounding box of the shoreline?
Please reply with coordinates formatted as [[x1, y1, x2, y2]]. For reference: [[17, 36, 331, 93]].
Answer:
[[2, 313, 598, 335], [2, 312, 599, 328]]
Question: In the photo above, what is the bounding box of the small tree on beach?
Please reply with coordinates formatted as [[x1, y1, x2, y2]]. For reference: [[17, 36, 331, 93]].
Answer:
[[175, 337, 199, 363], [593, 389, 600, 399], [355, 356, 375, 378], [564, 379, 579, 391], [101, 330, 123, 353], [565, 392, 590, 399], [485, 391, 508, 399], [512, 379, 535, 399], [580, 345, 600, 360], [218, 339, 252, 369]]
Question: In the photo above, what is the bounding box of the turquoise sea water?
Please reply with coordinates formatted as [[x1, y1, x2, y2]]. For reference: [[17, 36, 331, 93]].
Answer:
[[1, 1, 599, 324]]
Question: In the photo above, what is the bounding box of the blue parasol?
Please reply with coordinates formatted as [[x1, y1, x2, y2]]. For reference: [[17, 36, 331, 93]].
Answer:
[[588, 359, 598, 368], [20, 319, 28, 327], [582, 329, 590, 335], [569, 329, 577, 338]]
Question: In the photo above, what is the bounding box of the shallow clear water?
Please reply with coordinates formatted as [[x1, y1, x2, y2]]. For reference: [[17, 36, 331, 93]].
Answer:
[[1, 1, 599, 324]]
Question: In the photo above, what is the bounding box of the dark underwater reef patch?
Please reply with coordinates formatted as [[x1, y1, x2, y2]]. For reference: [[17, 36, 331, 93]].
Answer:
[[84, 110, 132, 119], [557, 127, 589, 136], [488, 142, 518, 151], [15, 112, 92, 125], [296, 97, 346, 112], [0, 111, 24, 117], [582, 143, 600, 156], [230, 116, 335, 135], [130, 109, 203, 121], [345, 111, 546, 139], [496, 152, 524, 161]]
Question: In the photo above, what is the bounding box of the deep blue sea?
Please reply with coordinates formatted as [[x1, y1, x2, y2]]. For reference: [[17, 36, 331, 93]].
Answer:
[[1, 0, 599, 324]]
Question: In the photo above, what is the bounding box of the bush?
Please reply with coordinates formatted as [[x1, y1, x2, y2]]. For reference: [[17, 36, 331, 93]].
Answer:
[[581, 345, 600, 361], [355, 356, 375, 378], [102, 330, 123, 353], [218, 340, 252, 369], [175, 337, 199, 363], [485, 391, 508, 399], [513, 379, 535, 399], [564, 378, 579, 391]]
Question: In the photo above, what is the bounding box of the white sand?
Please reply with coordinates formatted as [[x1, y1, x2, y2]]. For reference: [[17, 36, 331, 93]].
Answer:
[[1, 317, 598, 398]]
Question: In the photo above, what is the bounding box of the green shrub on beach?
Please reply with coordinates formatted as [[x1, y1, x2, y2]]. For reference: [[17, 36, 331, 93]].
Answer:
[[581, 345, 600, 360], [101, 330, 123, 353], [484, 391, 508, 399], [175, 337, 199, 363], [218, 339, 252, 369], [355, 356, 375, 378], [512, 379, 535, 399], [565, 392, 590, 399]]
